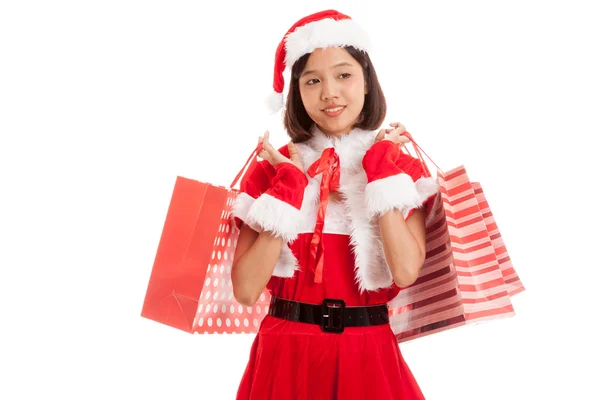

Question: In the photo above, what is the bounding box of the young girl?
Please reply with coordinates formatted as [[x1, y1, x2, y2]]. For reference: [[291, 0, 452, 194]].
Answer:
[[231, 9, 439, 400]]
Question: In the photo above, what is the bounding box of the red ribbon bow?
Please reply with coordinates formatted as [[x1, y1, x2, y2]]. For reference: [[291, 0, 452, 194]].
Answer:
[[306, 148, 341, 284]]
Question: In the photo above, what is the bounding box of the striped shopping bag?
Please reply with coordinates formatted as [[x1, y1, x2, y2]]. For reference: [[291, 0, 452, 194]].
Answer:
[[388, 135, 525, 343], [472, 182, 525, 297]]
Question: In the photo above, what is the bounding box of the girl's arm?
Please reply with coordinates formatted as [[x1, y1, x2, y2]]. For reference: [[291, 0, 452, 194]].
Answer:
[[231, 226, 283, 306], [362, 139, 439, 287], [230, 138, 307, 306], [379, 207, 427, 287]]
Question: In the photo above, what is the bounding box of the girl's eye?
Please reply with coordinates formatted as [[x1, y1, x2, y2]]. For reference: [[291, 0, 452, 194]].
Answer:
[[306, 74, 350, 85]]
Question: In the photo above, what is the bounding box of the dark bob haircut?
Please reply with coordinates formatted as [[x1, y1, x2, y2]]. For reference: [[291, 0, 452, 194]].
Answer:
[[283, 46, 387, 143]]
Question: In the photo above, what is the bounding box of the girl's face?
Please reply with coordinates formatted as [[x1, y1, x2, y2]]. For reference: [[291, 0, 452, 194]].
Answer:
[[299, 47, 367, 137]]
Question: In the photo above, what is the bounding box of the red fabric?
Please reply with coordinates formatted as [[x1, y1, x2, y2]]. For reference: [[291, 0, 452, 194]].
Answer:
[[234, 145, 306, 230], [270, 162, 308, 209], [362, 140, 425, 183], [238, 145, 293, 199], [239, 160, 275, 199], [363, 140, 437, 222], [273, 10, 351, 94], [236, 234, 426, 400], [235, 151, 427, 399], [306, 148, 341, 284], [233, 159, 272, 230]]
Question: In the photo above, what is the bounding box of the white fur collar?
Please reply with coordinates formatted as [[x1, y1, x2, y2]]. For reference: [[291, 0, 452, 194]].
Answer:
[[232, 124, 439, 291], [296, 125, 378, 171], [277, 125, 395, 293]]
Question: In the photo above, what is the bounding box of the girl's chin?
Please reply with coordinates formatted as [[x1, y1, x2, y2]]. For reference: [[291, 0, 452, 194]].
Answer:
[[318, 118, 355, 135]]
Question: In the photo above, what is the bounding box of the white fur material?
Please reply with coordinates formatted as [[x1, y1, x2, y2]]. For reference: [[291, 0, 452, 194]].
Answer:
[[232, 192, 255, 223], [231, 192, 263, 233], [340, 167, 393, 293], [230, 186, 301, 279], [365, 174, 440, 220], [415, 176, 440, 204], [415, 176, 441, 225], [268, 18, 370, 114], [284, 18, 371, 68], [246, 193, 302, 243], [265, 91, 284, 113], [273, 243, 300, 278], [365, 173, 421, 219], [292, 126, 397, 292], [260, 126, 440, 292]]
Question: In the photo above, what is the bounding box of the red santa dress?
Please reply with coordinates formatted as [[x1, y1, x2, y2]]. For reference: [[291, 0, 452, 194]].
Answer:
[[232, 126, 439, 400]]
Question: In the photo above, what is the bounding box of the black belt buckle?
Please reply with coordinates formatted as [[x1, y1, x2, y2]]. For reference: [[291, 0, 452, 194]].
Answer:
[[321, 298, 346, 333]]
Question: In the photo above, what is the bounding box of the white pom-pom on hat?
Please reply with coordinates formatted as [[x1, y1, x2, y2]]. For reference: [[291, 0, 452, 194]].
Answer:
[[265, 91, 284, 114]]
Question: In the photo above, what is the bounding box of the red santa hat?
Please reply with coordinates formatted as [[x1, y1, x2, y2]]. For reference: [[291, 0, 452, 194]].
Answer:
[[266, 9, 372, 113]]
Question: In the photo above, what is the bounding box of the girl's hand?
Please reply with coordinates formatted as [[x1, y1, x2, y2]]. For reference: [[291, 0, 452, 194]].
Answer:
[[374, 122, 411, 148], [257, 131, 304, 173]]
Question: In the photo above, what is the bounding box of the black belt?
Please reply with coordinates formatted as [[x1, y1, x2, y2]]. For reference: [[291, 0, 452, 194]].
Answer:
[[267, 296, 389, 334]]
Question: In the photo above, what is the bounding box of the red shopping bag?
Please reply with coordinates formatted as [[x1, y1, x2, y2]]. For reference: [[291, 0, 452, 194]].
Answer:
[[388, 135, 525, 343], [141, 147, 273, 334]]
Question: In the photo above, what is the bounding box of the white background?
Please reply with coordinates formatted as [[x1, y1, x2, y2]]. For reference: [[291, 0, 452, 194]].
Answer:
[[1, 1, 598, 399]]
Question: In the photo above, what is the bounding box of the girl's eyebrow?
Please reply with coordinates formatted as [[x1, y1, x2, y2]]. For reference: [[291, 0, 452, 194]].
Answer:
[[301, 62, 354, 78]]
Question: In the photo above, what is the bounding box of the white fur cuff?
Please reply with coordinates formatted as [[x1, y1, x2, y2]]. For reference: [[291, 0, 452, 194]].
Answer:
[[246, 193, 302, 242], [231, 192, 262, 232], [415, 176, 441, 224], [232, 192, 255, 222], [272, 243, 300, 278], [365, 173, 439, 219]]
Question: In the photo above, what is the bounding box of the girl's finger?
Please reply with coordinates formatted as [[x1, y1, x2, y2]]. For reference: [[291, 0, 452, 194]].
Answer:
[[257, 149, 268, 161], [288, 142, 303, 168], [390, 123, 406, 132], [262, 133, 275, 154]]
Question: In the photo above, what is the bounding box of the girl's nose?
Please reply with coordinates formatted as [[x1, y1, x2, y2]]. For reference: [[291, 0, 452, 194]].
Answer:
[[321, 79, 339, 101]]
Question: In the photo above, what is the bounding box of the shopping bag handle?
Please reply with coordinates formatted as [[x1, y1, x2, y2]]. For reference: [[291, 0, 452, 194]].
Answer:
[[230, 131, 440, 188], [229, 142, 264, 189], [400, 131, 442, 178]]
